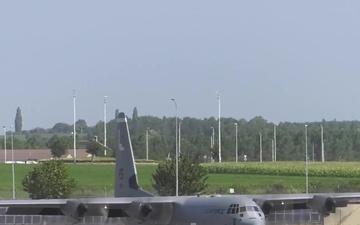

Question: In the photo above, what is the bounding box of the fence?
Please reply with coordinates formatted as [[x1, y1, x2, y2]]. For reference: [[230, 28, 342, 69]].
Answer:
[[266, 210, 323, 224], [0, 210, 323, 225], [0, 215, 124, 225]]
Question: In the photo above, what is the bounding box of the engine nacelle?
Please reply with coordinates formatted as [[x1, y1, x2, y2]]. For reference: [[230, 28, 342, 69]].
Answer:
[[126, 201, 153, 222], [61, 200, 88, 222], [253, 199, 273, 216], [309, 195, 335, 216]]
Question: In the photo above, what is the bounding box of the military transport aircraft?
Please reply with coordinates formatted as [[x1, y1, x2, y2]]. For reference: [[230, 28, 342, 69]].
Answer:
[[1, 112, 360, 225]]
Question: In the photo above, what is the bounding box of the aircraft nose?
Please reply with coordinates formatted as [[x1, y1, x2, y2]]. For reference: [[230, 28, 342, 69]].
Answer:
[[240, 219, 265, 225]]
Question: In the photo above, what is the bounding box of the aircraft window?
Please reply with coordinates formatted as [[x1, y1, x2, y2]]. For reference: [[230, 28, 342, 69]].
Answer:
[[227, 204, 238, 214], [246, 206, 254, 211], [254, 206, 259, 212], [236, 208, 239, 214], [239, 206, 246, 212]]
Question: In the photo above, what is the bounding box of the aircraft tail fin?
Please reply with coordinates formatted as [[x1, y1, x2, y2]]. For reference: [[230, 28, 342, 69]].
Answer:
[[114, 112, 154, 197]]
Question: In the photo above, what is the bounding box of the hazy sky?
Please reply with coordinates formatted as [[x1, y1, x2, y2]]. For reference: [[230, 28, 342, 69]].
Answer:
[[1, 1, 360, 130]]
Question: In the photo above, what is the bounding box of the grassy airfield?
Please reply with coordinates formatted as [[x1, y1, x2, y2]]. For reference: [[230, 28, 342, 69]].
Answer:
[[1, 162, 360, 199]]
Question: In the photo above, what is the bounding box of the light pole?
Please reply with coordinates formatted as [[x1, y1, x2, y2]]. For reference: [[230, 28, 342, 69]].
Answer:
[[274, 125, 277, 162], [305, 124, 309, 194], [259, 132, 263, 162], [3, 126, 6, 163], [210, 127, 214, 162], [104, 96, 107, 156], [321, 124, 324, 162], [235, 123, 238, 163], [10, 125, 15, 199], [146, 127, 149, 160], [179, 121, 181, 155], [73, 90, 76, 164], [217, 91, 221, 163], [271, 138, 274, 162], [211, 127, 215, 148], [171, 98, 179, 196]]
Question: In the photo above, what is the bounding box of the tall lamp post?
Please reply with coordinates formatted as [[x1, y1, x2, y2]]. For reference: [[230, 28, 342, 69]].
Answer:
[[210, 127, 214, 162], [104, 96, 107, 156], [179, 121, 181, 155], [73, 90, 76, 164], [235, 123, 238, 163], [146, 127, 149, 160], [211, 127, 215, 148], [217, 91, 221, 163], [271, 138, 274, 162], [321, 124, 324, 162], [305, 124, 309, 194], [171, 98, 179, 196], [274, 125, 277, 162], [259, 132, 263, 162], [3, 126, 6, 163], [10, 125, 15, 199]]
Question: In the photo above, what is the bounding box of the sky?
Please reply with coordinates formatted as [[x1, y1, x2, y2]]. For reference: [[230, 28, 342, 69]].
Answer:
[[1, 1, 360, 130]]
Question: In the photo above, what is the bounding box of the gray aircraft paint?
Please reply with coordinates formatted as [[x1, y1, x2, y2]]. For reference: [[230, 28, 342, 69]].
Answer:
[[114, 112, 153, 198], [169, 196, 265, 225]]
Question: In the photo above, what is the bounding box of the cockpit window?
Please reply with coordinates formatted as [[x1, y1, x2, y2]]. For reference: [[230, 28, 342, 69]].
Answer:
[[246, 206, 254, 211], [227, 204, 240, 214], [237, 205, 260, 214]]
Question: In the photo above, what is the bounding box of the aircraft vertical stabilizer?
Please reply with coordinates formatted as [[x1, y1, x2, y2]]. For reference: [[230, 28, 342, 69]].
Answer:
[[114, 112, 154, 197]]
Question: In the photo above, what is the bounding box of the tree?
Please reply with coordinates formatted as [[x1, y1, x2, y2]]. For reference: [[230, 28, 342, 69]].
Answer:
[[47, 135, 68, 158], [132, 107, 139, 120], [86, 140, 105, 161], [14, 107, 23, 132], [76, 119, 88, 133], [51, 122, 72, 133], [26, 135, 43, 149], [152, 153, 208, 196], [115, 109, 119, 118], [22, 160, 76, 199]]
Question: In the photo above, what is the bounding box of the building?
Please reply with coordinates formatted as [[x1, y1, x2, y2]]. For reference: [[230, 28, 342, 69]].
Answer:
[[0, 149, 91, 163]]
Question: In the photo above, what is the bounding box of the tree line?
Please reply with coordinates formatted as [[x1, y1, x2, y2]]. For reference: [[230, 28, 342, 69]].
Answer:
[[2, 107, 360, 161]]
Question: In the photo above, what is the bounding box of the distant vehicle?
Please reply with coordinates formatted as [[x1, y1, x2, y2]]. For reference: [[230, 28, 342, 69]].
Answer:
[[25, 160, 38, 164], [1, 112, 360, 225]]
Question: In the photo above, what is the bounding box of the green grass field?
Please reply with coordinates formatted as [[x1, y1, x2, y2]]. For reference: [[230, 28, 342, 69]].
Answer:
[[1, 163, 359, 199]]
